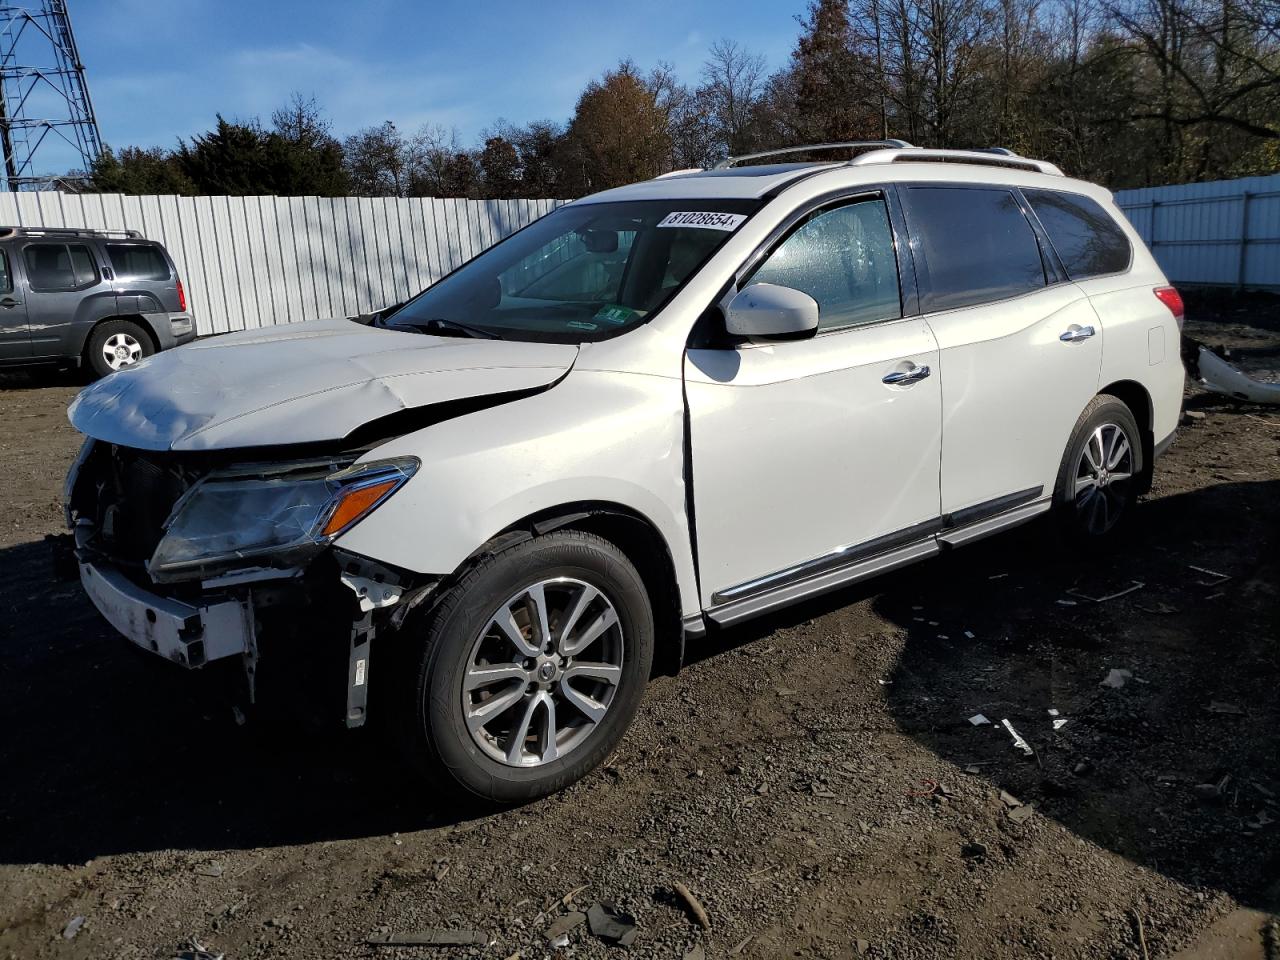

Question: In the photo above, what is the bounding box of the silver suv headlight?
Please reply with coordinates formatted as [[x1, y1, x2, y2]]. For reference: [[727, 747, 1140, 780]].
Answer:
[[149, 456, 418, 582]]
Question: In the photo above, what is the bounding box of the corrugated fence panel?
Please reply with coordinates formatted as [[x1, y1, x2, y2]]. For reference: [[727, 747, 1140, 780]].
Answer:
[[0, 191, 566, 334], [1115, 174, 1280, 290]]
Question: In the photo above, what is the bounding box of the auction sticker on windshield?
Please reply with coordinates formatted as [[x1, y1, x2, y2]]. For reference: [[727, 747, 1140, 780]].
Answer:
[[657, 211, 747, 231]]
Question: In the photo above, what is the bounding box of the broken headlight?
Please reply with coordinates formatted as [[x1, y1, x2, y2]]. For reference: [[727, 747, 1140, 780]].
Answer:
[[148, 456, 419, 582]]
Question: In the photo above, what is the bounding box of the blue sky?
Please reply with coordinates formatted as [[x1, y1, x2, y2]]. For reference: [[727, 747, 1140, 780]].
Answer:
[[69, 0, 806, 163]]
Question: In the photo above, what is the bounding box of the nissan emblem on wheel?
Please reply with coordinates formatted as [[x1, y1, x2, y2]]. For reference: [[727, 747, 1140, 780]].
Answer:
[[63, 142, 1184, 803]]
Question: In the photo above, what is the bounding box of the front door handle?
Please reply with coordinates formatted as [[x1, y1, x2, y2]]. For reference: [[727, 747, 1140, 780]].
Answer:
[[883, 364, 931, 385], [1060, 325, 1096, 342], [0, 297, 22, 308]]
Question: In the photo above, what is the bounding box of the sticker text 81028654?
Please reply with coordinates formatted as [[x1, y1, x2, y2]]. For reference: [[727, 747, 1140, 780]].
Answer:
[[656, 211, 747, 231]]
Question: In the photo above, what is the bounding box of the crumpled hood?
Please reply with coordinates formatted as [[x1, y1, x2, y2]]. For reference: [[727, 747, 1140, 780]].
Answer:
[[68, 317, 578, 451]]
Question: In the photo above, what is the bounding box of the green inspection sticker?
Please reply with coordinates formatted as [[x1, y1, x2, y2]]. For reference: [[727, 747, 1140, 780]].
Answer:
[[594, 304, 639, 325]]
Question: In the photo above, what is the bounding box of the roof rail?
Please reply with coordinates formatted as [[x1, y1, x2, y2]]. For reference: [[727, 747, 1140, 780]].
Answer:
[[0, 225, 145, 240], [849, 148, 1064, 176], [714, 140, 914, 170]]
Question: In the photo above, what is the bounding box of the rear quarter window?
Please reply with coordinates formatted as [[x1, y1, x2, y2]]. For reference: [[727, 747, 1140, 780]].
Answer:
[[1024, 189, 1132, 279], [106, 244, 171, 281], [24, 242, 98, 291], [902, 186, 1047, 312]]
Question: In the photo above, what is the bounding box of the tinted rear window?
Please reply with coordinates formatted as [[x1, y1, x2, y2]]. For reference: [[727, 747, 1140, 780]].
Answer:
[[903, 186, 1046, 311], [24, 243, 97, 290], [1024, 189, 1132, 279], [107, 244, 170, 281]]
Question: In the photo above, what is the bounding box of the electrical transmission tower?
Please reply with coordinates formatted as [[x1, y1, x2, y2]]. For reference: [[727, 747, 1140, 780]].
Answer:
[[0, 1, 102, 191]]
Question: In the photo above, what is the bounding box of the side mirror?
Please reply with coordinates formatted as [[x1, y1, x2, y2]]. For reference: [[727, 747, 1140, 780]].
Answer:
[[724, 283, 819, 340]]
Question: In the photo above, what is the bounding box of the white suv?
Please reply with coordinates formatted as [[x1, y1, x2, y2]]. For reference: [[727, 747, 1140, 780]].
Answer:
[[64, 142, 1184, 802]]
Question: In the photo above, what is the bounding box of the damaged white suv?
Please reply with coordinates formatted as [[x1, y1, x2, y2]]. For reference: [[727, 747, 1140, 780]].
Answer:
[[65, 143, 1184, 802]]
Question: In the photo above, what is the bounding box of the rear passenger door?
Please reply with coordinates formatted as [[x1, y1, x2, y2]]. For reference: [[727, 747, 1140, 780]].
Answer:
[[0, 244, 31, 360], [898, 184, 1102, 529], [20, 240, 112, 360]]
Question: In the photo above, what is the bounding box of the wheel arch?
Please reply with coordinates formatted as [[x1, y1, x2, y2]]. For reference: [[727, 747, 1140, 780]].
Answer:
[[1098, 379, 1155, 492], [466, 501, 686, 677], [80, 314, 160, 366]]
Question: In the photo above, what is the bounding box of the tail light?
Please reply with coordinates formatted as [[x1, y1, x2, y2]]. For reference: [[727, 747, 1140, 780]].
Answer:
[[176, 278, 187, 313], [1154, 286, 1184, 329]]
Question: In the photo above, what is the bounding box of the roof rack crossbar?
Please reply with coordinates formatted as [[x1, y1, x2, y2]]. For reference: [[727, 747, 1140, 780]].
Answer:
[[714, 140, 915, 170], [0, 225, 145, 240]]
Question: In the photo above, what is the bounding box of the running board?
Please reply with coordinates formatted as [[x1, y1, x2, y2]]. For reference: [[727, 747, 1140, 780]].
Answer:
[[701, 488, 1050, 628], [705, 538, 940, 627], [937, 497, 1051, 547]]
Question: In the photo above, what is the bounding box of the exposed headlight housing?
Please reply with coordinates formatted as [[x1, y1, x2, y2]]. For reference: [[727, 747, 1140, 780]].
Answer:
[[148, 456, 418, 582]]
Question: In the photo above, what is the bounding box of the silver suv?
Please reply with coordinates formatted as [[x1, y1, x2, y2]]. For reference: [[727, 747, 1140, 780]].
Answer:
[[0, 226, 195, 378]]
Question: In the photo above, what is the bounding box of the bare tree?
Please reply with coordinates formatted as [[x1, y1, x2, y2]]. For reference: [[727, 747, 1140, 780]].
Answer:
[[699, 39, 768, 157]]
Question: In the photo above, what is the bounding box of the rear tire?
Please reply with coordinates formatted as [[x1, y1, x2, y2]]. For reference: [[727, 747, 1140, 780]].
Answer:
[[398, 530, 654, 804], [1052, 394, 1144, 544], [86, 319, 153, 379]]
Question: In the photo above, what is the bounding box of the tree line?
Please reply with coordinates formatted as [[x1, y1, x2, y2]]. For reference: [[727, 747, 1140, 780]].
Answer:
[[84, 0, 1279, 198]]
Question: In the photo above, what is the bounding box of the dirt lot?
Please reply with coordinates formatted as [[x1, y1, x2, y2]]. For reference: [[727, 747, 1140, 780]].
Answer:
[[0, 295, 1277, 960]]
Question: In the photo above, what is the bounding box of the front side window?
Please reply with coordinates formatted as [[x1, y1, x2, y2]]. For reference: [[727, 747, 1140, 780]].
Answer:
[[903, 186, 1046, 312], [0, 250, 11, 294], [106, 244, 171, 281], [24, 243, 98, 291], [1024, 189, 1132, 279], [387, 199, 759, 343], [747, 197, 901, 332]]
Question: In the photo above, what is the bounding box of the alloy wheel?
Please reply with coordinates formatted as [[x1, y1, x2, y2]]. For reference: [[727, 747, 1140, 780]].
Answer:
[[102, 332, 143, 370], [1073, 422, 1134, 535], [461, 577, 624, 767]]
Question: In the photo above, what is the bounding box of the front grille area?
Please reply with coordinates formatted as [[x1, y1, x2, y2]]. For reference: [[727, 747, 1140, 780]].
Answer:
[[74, 444, 199, 567]]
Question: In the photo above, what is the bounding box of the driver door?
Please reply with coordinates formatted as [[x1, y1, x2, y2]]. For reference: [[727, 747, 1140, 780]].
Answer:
[[684, 192, 943, 623]]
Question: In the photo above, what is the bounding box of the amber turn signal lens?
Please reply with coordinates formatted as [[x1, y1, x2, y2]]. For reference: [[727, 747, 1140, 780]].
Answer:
[[321, 478, 399, 537]]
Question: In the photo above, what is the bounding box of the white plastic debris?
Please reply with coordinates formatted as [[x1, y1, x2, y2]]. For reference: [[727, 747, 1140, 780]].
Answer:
[[1067, 581, 1145, 603], [1053, 719, 1069, 730], [1047, 708, 1060, 716], [1002, 718, 1034, 756], [1197, 346, 1280, 404], [1100, 668, 1133, 689], [969, 714, 991, 726]]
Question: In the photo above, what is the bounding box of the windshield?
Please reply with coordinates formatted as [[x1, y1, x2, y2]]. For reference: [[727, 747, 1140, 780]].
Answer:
[[384, 199, 760, 342]]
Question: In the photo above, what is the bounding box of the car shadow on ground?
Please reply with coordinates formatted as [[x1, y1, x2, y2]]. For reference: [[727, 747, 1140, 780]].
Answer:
[[692, 477, 1280, 912], [1, 480, 1275, 918]]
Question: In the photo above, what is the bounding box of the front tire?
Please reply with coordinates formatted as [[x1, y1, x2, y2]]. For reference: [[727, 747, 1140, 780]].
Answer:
[[86, 319, 153, 379], [1053, 394, 1144, 543], [400, 530, 654, 804]]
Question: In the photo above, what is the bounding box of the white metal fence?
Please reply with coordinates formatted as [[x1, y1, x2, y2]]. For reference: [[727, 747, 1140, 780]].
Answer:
[[1114, 173, 1280, 291], [0, 192, 566, 335]]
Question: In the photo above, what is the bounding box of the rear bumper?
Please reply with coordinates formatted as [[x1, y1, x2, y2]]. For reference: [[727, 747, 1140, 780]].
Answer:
[[145, 311, 196, 350], [79, 559, 253, 668]]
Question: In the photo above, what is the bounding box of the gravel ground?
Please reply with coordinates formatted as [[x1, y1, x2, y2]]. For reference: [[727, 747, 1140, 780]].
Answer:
[[0, 294, 1277, 960]]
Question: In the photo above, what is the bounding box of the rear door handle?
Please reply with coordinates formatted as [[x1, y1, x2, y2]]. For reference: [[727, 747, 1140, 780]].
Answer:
[[882, 364, 931, 385], [0, 297, 22, 308], [1060, 325, 1096, 342]]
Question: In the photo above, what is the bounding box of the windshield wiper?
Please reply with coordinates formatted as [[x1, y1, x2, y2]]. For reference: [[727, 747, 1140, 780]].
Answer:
[[394, 317, 502, 340]]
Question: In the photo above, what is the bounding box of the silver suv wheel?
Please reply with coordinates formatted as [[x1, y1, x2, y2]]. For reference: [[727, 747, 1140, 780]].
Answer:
[[462, 577, 624, 767], [102, 332, 144, 370]]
